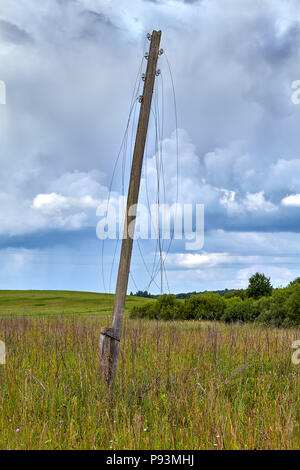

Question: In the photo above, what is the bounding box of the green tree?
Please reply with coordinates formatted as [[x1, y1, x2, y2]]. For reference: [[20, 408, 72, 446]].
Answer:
[[288, 277, 300, 288], [247, 272, 272, 299]]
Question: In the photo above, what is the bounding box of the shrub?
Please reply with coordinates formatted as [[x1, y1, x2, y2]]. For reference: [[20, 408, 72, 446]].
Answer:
[[130, 301, 156, 319], [224, 290, 246, 300], [256, 289, 291, 327], [286, 286, 300, 325], [130, 295, 183, 320], [156, 294, 183, 320], [183, 293, 225, 320], [130, 284, 300, 326], [224, 296, 243, 308], [221, 298, 259, 323]]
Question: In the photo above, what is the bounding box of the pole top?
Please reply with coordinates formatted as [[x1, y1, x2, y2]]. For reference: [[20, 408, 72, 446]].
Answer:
[[147, 30, 162, 40]]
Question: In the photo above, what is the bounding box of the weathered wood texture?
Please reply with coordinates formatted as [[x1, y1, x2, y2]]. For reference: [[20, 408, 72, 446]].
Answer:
[[99, 30, 162, 384]]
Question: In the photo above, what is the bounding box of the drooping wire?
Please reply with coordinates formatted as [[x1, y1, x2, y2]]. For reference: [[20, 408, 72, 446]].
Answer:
[[108, 72, 144, 293], [148, 77, 164, 292], [101, 39, 147, 293], [108, 97, 140, 293], [143, 52, 178, 295], [148, 52, 179, 291], [100, 97, 138, 293], [141, 73, 169, 295], [138, 127, 161, 292], [102, 44, 179, 297]]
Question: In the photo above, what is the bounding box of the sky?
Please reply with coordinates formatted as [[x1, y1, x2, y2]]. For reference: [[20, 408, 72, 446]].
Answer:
[[1, 0, 300, 294]]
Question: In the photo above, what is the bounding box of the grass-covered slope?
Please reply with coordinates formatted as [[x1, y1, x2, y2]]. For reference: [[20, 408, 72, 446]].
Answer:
[[0, 290, 149, 317]]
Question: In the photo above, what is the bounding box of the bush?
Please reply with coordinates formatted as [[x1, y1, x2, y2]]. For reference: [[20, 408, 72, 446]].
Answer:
[[224, 296, 243, 307], [183, 293, 225, 320], [130, 295, 183, 320], [156, 294, 183, 320], [224, 290, 246, 300], [221, 298, 259, 323], [130, 301, 156, 319], [286, 286, 300, 325], [256, 289, 292, 327], [129, 282, 300, 326]]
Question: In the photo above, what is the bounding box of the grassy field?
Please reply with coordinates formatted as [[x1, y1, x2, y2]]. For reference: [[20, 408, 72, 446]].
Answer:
[[0, 291, 299, 450], [0, 290, 150, 317]]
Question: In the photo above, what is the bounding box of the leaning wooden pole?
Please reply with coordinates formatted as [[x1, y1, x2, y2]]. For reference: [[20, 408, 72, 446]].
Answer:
[[99, 30, 162, 384]]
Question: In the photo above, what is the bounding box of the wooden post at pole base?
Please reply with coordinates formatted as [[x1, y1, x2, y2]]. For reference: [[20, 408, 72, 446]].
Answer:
[[98, 327, 114, 383], [99, 30, 162, 385]]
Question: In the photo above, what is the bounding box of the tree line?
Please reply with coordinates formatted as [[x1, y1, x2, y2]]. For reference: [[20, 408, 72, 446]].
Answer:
[[130, 273, 300, 326]]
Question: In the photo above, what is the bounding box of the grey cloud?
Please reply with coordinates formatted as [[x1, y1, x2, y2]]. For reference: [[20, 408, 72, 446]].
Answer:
[[0, 0, 300, 291], [0, 19, 32, 44], [79, 9, 119, 39], [82, 9, 118, 28], [262, 23, 300, 65]]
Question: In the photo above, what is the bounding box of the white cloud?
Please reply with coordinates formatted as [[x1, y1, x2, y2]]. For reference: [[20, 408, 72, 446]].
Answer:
[[242, 191, 277, 212], [236, 265, 294, 288], [220, 190, 277, 214], [281, 193, 300, 207], [166, 252, 261, 269], [32, 193, 99, 214], [0, 170, 109, 235]]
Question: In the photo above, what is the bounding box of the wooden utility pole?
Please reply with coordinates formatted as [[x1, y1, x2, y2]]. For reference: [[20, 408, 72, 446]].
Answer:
[[99, 30, 162, 384]]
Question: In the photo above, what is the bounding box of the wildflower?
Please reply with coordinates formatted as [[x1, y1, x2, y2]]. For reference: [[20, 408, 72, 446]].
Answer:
[[16, 429, 20, 433]]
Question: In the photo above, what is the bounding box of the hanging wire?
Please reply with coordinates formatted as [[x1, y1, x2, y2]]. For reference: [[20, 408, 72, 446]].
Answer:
[[138, 126, 161, 292], [100, 96, 139, 293], [108, 97, 140, 293], [141, 73, 169, 295], [146, 51, 179, 294], [101, 42, 179, 298], [145, 94, 162, 293], [143, 67, 173, 294], [101, 38, 147, 293]]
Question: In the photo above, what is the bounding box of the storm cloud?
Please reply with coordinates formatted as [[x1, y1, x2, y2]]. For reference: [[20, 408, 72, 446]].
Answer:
[[0, 0, 300, 292]]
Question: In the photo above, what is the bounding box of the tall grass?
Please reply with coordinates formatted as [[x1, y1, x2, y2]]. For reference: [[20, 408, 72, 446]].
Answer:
[[0, 316, 299, 449]]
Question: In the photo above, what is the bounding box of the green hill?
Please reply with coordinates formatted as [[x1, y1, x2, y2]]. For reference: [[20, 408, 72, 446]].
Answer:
[[0, 290, 149, 317]]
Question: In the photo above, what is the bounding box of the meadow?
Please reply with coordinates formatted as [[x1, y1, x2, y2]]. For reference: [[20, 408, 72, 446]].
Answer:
[[0, 291, 299, 450], [0, 290, 150, 317]]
